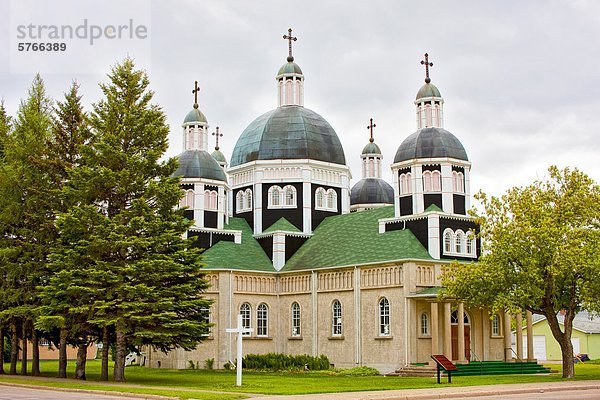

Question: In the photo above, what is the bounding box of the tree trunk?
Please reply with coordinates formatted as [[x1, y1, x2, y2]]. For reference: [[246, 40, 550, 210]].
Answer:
[[58, 328, 67, 378], [9, 320, 18, 375], [75, 342, 87, 380], [113, 330, 126, 382], [20, 323, 27, 376], [545, 308, 576, 379], [100, 326, 109, 381], [31, 329, 40, 376], [559, 336, 575, 379], [0, 328, 5, 374]]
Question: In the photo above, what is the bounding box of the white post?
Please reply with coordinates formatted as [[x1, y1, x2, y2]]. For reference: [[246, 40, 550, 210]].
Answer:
[[226, 314, 253, 386]]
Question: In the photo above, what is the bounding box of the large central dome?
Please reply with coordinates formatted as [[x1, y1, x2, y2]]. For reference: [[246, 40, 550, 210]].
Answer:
[[230, 106, 346, 167]]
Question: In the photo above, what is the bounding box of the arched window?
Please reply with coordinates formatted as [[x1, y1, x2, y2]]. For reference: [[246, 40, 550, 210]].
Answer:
[[245, 189, 252, 210], [379, 298, 390, 336], [269, 185, 282, 207], [466, 232, 476, 255], [291, 302, 301, 337], [204, 190, 218, 211], [420, 312, 430, 336], [453, 171, 465, 193], [455, 230, 464, 254], [240, 303, 251, 336], [443, 229, 453, 254], [327, 189, 337, 211], [400, 173, 412, 195], [424, 103, 432, 127], [422, 171, 432, 192], [286, 79, 293, 104], [236, 191, 244, 212], [257, 303, 268, 337], [332, 300, 342, 336], [431, 170, 441, 191], [181, 189, 194, 209], [368, 159, 375, 177], [295, 80, 302, 104], [283, 185, 296, 206], [451, 310, 470, 325], [315, 187, 326, 209], [492, 314, 501, 336]]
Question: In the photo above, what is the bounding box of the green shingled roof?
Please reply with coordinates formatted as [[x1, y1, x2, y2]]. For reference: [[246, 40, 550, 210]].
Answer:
[[202, 218, 274, 272], [263, 217, 301, 234], [282, 206, 432, 271], [425, 203, 443, 212], [410, 287, 443, 297]]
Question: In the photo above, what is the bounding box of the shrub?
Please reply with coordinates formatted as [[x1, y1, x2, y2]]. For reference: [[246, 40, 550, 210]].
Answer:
[[205, 358, 214, 370], [242, 353, 330, 371], [333, 366, 380, 376]]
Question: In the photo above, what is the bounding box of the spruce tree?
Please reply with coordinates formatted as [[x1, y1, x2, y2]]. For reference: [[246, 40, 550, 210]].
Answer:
[[0, 75, 54, 376], [50, 59, 211, 382], [0, 102, 11, 375]]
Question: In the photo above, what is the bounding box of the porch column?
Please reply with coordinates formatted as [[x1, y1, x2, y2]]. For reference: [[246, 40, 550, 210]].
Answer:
[[443, 302, 452, 360], [457, 303, 466, 362], [515, 312, 523, 360], [430, 302, 439, 355], [504, 312, 512, 361], [526, 310, 534, 361]]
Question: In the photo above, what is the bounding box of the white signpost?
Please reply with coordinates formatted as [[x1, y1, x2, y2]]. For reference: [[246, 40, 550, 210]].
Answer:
[[226, 314, 253, 386]]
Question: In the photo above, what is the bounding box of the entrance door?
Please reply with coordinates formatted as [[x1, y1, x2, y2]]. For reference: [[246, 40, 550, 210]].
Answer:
[[451, 325, 471, 360]]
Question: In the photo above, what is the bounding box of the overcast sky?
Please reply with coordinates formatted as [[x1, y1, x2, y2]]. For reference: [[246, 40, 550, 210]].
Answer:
[[1, 0, 599, 197]]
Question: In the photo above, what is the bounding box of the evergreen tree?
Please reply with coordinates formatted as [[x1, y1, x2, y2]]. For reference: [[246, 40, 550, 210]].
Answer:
[[0, 75, 54, 376], [47, 59, 212, 382], [0, 101, 11, 375]]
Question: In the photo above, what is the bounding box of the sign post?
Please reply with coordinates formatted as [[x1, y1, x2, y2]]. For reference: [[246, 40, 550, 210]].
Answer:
[[226, 314, 253, 386]]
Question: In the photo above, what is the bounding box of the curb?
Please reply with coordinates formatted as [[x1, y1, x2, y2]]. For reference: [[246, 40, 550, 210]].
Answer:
[[0, 381, 178, 400]]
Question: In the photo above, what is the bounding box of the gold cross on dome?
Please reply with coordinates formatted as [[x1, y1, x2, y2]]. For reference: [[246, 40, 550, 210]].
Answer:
[[283, 28, 297, 61], [367, 118, 376, 142], [420, 53, 433, 83]]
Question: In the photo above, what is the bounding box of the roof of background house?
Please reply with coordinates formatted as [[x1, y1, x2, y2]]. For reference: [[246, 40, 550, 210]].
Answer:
[[529, 310, 600, 334]]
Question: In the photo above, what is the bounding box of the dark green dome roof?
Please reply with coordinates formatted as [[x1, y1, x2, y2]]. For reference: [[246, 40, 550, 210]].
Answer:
[[361, 141, 381, 155], [183, 106, 207, 124], [277, 61, 303, 76], [230, 106, 346, 167], [416, 83, 441, 100], [173, 150, 226, 181], [350, 178, 394, 205], [394, 127, 468, 163], [211, 149, 227, 164]]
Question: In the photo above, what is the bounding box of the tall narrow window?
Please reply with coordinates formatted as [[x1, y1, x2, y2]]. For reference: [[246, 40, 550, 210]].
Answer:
[[420, 312, 430, 336], [379, 298, 390, 336], [444, 229, 453, 253], [245, 189, 252, 210], [332, 300, 342, 336], [492, 314, 500, 336], [466, 232, 475, 255], [327, 189, 336, 211], [283, 185, 296, 206], [270, 186, 281, 207], [240, 303, 251, 336], [432, 170, 441, 191], [236, 191, 244, 212], [423, 171, 432, 192], [257, 303, 268, 337], [291, 302, 301, 337], [315, 187, 325, 209], [456, 231, 464, 254]]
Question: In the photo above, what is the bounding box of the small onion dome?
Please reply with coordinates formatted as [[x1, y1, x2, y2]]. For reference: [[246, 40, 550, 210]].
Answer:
[[394, 127, 468, 163], [211, 148, 227, 164], [350, 178, 394, 206], [361, 141, 382, 155], [415, 82, 442, 100], [230, 105, 346, 167], [183, 105, 207, 124], [173, 150, 226, 181], [277, 61, 303, 76]]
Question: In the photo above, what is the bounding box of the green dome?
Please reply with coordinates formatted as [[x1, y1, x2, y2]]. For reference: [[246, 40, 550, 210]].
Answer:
[[230, 105, 346, 167], [361, 141, 381, 155], [277, 61, 303, 76], [183, 106, 207, 124], [416, 83, 442, 100], [394, 127, 468, 163], [173, 150, 226, 181], [350, 178, 394, 206], [211, 149, 227, 164]]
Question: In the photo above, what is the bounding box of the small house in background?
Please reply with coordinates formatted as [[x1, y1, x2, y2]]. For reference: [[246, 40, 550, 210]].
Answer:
[[25, 340, 98, 361], [513, 311, 600, 361]]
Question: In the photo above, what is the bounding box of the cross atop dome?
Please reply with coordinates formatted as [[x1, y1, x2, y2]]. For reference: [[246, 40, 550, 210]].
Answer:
[[367, 118, 376, 143], [283, 28, 297, 62], [212, 126, 223, 150], [192, 80, 200, 108], [420, 53, 433, 84]]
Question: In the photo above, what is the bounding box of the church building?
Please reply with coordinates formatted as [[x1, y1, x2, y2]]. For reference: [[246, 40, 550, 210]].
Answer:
[[146, 32, 537, 372]]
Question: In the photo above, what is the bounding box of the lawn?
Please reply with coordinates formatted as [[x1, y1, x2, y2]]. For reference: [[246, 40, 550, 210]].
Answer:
[[0, 360, 599, 399]]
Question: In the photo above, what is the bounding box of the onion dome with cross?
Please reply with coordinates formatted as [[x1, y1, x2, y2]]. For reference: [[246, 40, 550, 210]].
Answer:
[[390, 54, 472, 220], [350, 118, 394, 212]]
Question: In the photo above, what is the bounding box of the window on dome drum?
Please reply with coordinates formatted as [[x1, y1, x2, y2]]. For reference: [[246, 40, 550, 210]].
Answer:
[[268, 185, 297, 209], [236, 191, 243, 212], [240, 303, 251, 336], [400, 173, 412, 195], [452, 171, 465, 193], [420, 312, 430, 336], [492, 314, 501, 336], [291, 302, 301, 337], [257, 303, 268, 337], [284, 185, 296, 206], [422, 170, 441, 192], [180, 189, 195, 209], [332, 300, 342, 336], [315, 187, 326, 209], [316, 187, 337, 212], [236, 189, 253, 213], [245, 189, 252, 210], [204, 190, 218, 211], [379, 298, 390, 336]]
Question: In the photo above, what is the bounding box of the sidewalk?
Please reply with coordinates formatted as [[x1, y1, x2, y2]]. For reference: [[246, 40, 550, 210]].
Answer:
[[247, 380, 600, 400]]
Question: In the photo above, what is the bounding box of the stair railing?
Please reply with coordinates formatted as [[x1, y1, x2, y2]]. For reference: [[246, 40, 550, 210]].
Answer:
[[470, 348, 483, 375], [506, 347, 524, 374]]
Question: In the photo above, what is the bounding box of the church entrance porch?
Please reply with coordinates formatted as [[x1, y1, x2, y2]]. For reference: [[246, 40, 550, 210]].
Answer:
[[451, 325, 470, 361]]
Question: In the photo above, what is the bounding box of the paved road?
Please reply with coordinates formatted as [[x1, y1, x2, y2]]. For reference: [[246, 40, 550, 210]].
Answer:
[[0, 387, 138, 400], [463, 389, 600, 399]]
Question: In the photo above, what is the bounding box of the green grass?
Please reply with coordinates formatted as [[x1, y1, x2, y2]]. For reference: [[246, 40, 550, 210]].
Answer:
[[0, 360, 599, 399]]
